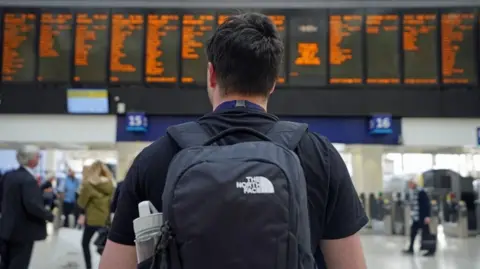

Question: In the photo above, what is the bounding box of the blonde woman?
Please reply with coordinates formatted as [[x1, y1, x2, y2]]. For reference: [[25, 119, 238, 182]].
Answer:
[[77, 161, 114, 269]]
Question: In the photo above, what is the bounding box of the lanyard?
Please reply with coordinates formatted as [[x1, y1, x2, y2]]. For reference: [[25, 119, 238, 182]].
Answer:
[[214, 100, 265, 112]]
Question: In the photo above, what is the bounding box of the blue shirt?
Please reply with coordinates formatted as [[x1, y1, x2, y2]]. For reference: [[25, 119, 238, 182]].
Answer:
[[61, 176, 80, 203]]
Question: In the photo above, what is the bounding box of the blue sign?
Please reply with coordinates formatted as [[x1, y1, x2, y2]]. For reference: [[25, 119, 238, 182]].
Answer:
[[369, 114, 393, 134], [126, 112, 148, 132], [477, 127, 480, 146], [116, 116, 402, 145]]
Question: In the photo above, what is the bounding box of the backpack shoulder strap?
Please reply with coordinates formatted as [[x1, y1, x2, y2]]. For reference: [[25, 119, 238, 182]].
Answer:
[[266, 121, 308, 151], [166, 122, 212, 149]]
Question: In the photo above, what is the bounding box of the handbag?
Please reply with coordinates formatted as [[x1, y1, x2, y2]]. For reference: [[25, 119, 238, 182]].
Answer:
[[420, 225, 437, 252], [94, 227, 109, 255]]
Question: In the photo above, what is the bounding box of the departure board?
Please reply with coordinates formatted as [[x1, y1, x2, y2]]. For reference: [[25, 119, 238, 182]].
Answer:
[[267, 15, 286, 84], [2, 12, 37, 82], [38, 12, 73, 82], [441, 12, 476, 84], [366, 14, 400, 84], [329, 14, 363, 84], [110, 13, 144, 83], [145, 13, 179, 83], [403, 13, 438, 84], [289, 14, 327, 86], [181, 13, 215, 85], [74, 12, 109, 83]]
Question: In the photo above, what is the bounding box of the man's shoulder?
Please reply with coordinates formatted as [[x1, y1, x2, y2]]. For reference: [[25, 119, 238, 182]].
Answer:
[[299, 130, 334, 157]]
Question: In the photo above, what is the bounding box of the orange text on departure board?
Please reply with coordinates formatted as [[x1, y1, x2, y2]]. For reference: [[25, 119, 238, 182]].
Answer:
[[2, 13, 36, 81], [366, 14, 400, 84], [181, 14, 214, 83], [403, 14, 437, 84], [267, 15, 286, 83], [110, 14, 144, 82], [146, 14, 179, 83], [441, 13, 474, 84], [329, 15, 362, 84], [74, 13, 108, 82], [38, 13, 73, 81], [295, 43, 320, 66]]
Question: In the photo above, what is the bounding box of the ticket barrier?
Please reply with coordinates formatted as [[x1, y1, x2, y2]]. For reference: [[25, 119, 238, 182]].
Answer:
[[429, 200, 439, 235], [382, 199, 393, 235], [443, 201, 470, 238], [392, 200, 406, 235]]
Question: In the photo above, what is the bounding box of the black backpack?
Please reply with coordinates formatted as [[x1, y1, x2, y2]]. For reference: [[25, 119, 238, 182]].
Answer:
[[155, 121, 315, 269]]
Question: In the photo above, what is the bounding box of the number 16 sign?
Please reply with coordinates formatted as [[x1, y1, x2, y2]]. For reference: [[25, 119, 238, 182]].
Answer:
[[369, 114, 393, 134]]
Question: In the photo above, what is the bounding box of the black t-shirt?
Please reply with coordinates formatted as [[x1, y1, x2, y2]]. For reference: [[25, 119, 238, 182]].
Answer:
[[109, 108, 368, 268]]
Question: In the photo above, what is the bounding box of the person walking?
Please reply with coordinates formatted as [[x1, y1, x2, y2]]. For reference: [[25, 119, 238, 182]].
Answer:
[[77, 161, 114, 269]]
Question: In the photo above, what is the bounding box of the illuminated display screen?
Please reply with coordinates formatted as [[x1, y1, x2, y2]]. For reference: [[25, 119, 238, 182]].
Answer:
[[2, 12, 37, 82], [329, 14, 363, 84], [110, 12, 145, 83], [441, 12, 476, 84], [267, 14, 286, 84], [403, 13, 438, 84], [145, 13, 179, 83], [289, 14, 327, 86], [67, 88, 109, 114], [366, 14, 400, 84], [181, 13, 215, 85], [38, 12, 73, 82], [74, 12, 109, 83]]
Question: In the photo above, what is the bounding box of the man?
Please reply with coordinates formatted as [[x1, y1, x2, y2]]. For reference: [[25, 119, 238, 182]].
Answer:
[[0, 145, 54, 269], [403, 178, 433, 256], [100, 13, 367, 269], [58, 169, 80, 228]]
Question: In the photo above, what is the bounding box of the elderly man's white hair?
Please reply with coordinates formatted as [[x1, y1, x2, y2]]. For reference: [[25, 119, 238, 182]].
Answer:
[[16, 145, 40, 166]]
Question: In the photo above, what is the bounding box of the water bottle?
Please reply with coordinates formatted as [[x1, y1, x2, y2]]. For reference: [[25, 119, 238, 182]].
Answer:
[[133, 201, 163, 265]]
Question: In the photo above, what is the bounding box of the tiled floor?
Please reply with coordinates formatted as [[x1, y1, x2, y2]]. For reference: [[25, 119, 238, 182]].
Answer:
[[30, 227, 480, 269]]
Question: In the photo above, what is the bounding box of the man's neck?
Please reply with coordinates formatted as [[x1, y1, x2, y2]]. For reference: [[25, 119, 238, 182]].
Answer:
[[213, 95, 267, 111]]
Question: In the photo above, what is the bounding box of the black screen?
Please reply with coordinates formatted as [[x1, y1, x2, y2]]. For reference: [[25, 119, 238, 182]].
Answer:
[[2, 12, 37, 82], [366, 13, 400, 84], [38, 12, 73, 82], [145, 13, 179, 83], [181, 12, 215, 85], [329, 13, 363, 84], [289, 12, 327, 86], [403, 13, 438, 84], [441, 12, 476, 84], [74, 11, 109, 83], [109, 12, 144, 83]]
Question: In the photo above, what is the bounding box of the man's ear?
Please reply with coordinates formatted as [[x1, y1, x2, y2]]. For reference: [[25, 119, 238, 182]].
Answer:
[[269, 82, 276, 95], [208, 62, 217, 89]]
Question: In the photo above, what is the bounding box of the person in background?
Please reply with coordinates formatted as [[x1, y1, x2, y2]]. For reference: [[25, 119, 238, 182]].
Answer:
[[0, 145, 54, 269], [59, 169, 80, 228], [403, 178, 433, 256], [77, 161, 114, 269], [40, 172, 57, 211]]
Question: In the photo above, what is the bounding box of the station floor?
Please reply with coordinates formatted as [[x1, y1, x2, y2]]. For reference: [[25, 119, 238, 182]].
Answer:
[[30, 226, 480, 269]]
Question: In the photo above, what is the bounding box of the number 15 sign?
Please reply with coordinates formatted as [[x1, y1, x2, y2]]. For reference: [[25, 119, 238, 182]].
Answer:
[[126, 112, 148, 132]]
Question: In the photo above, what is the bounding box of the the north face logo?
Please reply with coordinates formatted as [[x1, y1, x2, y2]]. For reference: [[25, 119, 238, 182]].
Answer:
[[236, 176, 274, 194]]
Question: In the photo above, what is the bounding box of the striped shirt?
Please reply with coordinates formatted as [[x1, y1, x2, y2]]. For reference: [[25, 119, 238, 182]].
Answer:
[[410, 188, 420, 222]]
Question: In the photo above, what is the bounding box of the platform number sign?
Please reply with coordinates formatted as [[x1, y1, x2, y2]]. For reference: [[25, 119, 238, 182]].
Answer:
[[369, 114, 393, 134], [126, 112, 148, 132]]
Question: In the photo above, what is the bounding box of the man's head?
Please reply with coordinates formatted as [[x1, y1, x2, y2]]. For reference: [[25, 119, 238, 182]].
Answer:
[[206, 13, 284, 109], [16, 145, 41, 169], [407, 179, 417, 190], [67, 168, 75, 178]]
